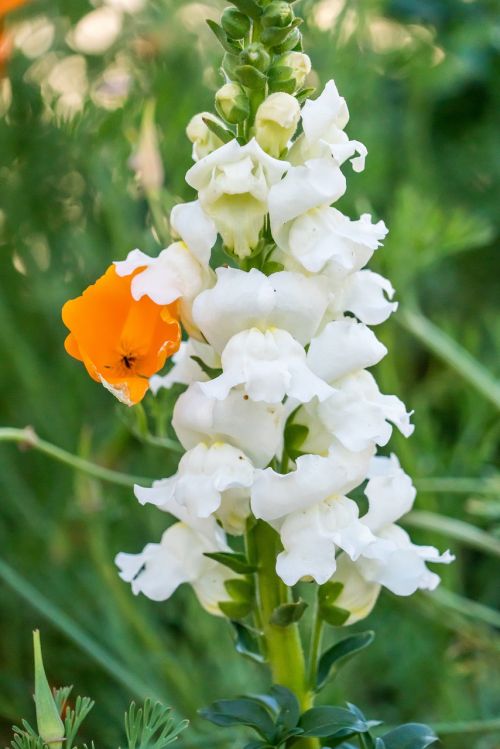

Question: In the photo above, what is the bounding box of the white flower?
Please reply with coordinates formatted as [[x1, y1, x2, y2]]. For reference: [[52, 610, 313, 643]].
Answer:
[[331, 270, 398, 325], [278, 51, 312, 89], [170, 200, 218, 265], [68, 7, 122, 55], [284, 207, 388, 278], [115, 522, 234, 615], [193, 266, 329, 353], [186, 112, 225, 161], [307, 318, 387, 383], [251, 443, 373, 522], [186, 139, 289, 258], [276, 496, 375, 586], [330, 553, 381, 625], [200, 328, 333, 404], [255, 92, 301, 158], [269, 158, 347, 252], [290, 80, 367, 172], [114, 242, 214, 337], [172, 383, 286, 468], [134, 442, 254, 520], [353, 455, 454, 596], [314, 370, 414, 453], [149, 339, 220, 393]]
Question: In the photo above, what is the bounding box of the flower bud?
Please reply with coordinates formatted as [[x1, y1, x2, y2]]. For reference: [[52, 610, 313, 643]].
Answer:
[[278, 51, 311, 88], [186, 112, 225, 160], [221, 8, 251, 39], [273, 26, 301, 53], [215, 82, 250, 124], [33, 631, 65, 749], [255, 92, 301, 157], [239, 43, 271, 73], [262, 1, 294, 28]]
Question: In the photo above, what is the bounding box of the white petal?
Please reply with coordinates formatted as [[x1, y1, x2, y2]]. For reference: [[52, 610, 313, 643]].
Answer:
[[114, 248, 152, 276], [301, 80, 350, 143], [139, 442, 254, 518], [172, 383, 286, 468], [362, 454, 417, 531], [328, 138, 367, 173], [193, 266, 329, 352], [332, 553, 381, 625], [316, 371, 414, 452], [269, 158, 347, 251], [336, 270, 398, 325], [200, 328, 333, 404], [251, 443, 373, 521], [216, 488, 251, 535], [307, 318, 387, 383], [170, 200, 217, 265], [287, 207, 387, 276]]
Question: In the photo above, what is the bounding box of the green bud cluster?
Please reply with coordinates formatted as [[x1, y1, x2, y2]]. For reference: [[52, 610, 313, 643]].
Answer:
[[205, 0, 314, 136]]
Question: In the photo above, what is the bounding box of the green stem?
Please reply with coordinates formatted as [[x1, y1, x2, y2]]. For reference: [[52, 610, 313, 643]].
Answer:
[[306, 597, 324, 689], [0, 427, 151, 487], [251, 522, 319, 749]]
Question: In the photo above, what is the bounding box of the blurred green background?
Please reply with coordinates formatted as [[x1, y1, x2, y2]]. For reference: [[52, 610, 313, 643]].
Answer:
[[0, 0, 499, 747]]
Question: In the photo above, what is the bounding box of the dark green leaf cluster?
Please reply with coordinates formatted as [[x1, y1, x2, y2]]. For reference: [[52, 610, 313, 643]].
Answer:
[[124, 699, 188, 749], [201, 688, 439, 748]]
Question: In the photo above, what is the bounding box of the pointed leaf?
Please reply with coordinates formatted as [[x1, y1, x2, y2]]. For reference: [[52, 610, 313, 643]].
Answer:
[[225, 578, 255, 601], [199, 698, 275, 740], [190, 355, 223, 379], [270, 686, 300, 733], [206, 20, 242, 54], [270, 600, 308, 627], [200, 119, 234, 146], [299, 706, 369, 739], [316, 632, 375, 690], [231, 622, 265, 663], [33, 631, 65, 749], [235, 65, 267, 89], [204, 551, 257, 574], [381, 723, 438, 749]]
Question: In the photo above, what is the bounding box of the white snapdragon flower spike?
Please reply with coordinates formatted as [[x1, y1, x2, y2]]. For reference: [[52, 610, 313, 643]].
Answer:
[[193, 267, 329, 352], [114, 242, 214, 337], [149, 339, 220, 394], [268, 157, 347, 253], [285, 207, 388, 279], [173, 383, 286, 468], [186, 138, 289, 258], [290, 80, 367, 172], [115, 522, 234, 614], [134, 442, 254, 520], [200, 328, 333, 404], [314, 371, 414, 453]]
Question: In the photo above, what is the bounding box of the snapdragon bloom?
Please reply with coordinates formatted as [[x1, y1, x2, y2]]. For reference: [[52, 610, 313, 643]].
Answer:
[[62, 264, 181, 406]]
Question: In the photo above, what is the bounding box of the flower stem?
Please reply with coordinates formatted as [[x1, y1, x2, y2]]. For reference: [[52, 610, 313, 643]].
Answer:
[[306, 595, 324, 689], [251, 521, 319, 749]]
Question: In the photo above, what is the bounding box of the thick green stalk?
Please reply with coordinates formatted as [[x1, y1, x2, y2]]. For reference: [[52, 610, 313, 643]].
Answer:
[[251, 522, 319, 749]]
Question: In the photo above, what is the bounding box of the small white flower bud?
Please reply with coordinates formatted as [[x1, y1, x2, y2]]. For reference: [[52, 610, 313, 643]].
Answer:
[[255, 92, 301, 157], [186, 112, 225, 161], [279, 51, 312, 89], [215, 82, 250, 124]]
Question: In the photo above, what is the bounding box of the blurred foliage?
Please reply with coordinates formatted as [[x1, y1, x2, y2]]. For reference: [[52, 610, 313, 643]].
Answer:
[[0, 0, 499, 747]]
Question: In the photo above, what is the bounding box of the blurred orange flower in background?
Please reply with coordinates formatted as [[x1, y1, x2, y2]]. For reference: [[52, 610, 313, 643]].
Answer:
[[62, 265, 181, 406], [0, 0, 29, 78]]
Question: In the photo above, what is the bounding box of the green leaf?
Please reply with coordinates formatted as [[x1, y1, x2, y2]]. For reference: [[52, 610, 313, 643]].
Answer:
[[316, 632, 375, 690], [299, 706, 369, 739], [206, 20, 241, 54], [319, 606, 351, 627], [381, 723, 438, 749], [318, 582, 344, 606], [199, 698, 276, 740], [190, 355, 223, 379], [200, 119, 234, 146], [125, 700, 188, 749], [219, 599, 253, 619], [261, 260, 285, 275], [225, 578, 255, 601], [235, 65, 268, 89], [231, 0, 262, 19], [296, 86, 316, 103], [261, 25, 295, 46], [33, 630, 65, 749], [270, 685, 300, 733], [204, 551, 257, 574], [63, 695, 95, 749], [231, 622, 265, 663], [270, 600, 308, 627]]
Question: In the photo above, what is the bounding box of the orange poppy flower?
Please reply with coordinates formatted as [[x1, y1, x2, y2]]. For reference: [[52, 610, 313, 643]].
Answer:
[[62, 264, 181, 406], [0, 0, 29, 79]]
